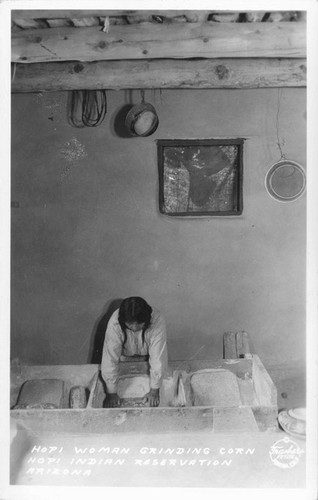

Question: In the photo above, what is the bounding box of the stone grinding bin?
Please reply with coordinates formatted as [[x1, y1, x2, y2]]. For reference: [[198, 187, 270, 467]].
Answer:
[[10, 334, 278, 434]]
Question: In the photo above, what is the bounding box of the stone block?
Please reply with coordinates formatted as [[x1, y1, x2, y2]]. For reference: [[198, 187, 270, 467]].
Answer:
[[15, 378, 65, 409]]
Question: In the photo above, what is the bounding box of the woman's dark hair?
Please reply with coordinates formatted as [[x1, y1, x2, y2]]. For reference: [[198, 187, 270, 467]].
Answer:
[[118, 297, 152, 348]]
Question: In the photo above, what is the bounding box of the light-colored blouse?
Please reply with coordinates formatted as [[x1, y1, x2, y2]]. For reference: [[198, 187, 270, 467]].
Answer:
[[101, 307, 168, 393]]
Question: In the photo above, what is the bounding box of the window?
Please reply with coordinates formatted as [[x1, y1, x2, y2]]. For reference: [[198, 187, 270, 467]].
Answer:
[[158, 139, 243, 216]]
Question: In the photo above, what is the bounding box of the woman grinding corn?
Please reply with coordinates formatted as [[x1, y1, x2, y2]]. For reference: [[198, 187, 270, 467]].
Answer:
[[101, 296, 168, 408]]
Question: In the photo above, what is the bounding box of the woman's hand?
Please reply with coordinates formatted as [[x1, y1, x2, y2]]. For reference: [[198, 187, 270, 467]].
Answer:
[[105, 393, 121, 408], [143, 388, 160, 407]]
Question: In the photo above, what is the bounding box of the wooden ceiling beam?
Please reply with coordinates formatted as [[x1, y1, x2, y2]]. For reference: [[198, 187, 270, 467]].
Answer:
[[11, 22, 306, 63], [13, 18, 48, 29], [11, 10, 219, 21], [11, 9, 227, 20], [11, 9, 305, 22], [11, 10, 305, 25], [11, 58, 306, 93]]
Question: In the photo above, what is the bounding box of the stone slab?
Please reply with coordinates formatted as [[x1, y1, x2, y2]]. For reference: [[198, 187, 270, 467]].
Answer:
[[117, 375, 150, 398], [14, 379, 65, 409], [190, 369, 242, 407]]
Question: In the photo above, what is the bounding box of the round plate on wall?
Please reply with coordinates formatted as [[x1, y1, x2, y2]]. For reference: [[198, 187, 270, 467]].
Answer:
[[265, 160, 306, 202]]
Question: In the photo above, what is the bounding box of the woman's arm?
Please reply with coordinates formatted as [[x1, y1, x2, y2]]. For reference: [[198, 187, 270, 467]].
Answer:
[[101, 311, 123, 405], [145, 313, 168, 406]]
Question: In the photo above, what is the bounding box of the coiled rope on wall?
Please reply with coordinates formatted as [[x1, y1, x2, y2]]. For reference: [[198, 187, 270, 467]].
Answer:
[[68, 90, 107, 127]]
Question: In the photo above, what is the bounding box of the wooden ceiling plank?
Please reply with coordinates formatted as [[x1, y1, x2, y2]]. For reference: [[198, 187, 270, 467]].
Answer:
[[209, 13, 241, 23], [125, 14, 151, 24], [70, 17, 100, 27], [11, 22, 306, 63], [244, 12, 267, 22], [106, 16, 129, 25], [13, 18, 48, 29], [11, 58, 307, 92], [11, 10, 214, 21], [46, 19, 73, 28], [12, 9, 305, 23], [187, 11, 210, 22], [266, 11, 303, 22], [170, 15, 188, 23]]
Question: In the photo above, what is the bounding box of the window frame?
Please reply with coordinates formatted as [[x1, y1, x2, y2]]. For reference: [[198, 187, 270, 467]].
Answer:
[[157, 138, 244, 217]]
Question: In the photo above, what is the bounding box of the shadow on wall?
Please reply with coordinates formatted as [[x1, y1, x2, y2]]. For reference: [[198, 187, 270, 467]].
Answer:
[[111, 104, 134, 138], [88, 298, 123, 364]]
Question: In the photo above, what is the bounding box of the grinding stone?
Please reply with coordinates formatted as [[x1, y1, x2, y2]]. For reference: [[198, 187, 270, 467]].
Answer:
[[190, 369, 242, 407], [117, 375, 150, 398], [16, 379, 65, 408]]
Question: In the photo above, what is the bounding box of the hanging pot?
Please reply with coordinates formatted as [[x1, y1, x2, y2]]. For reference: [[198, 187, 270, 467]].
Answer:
[[125, 101, 159, 137]]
